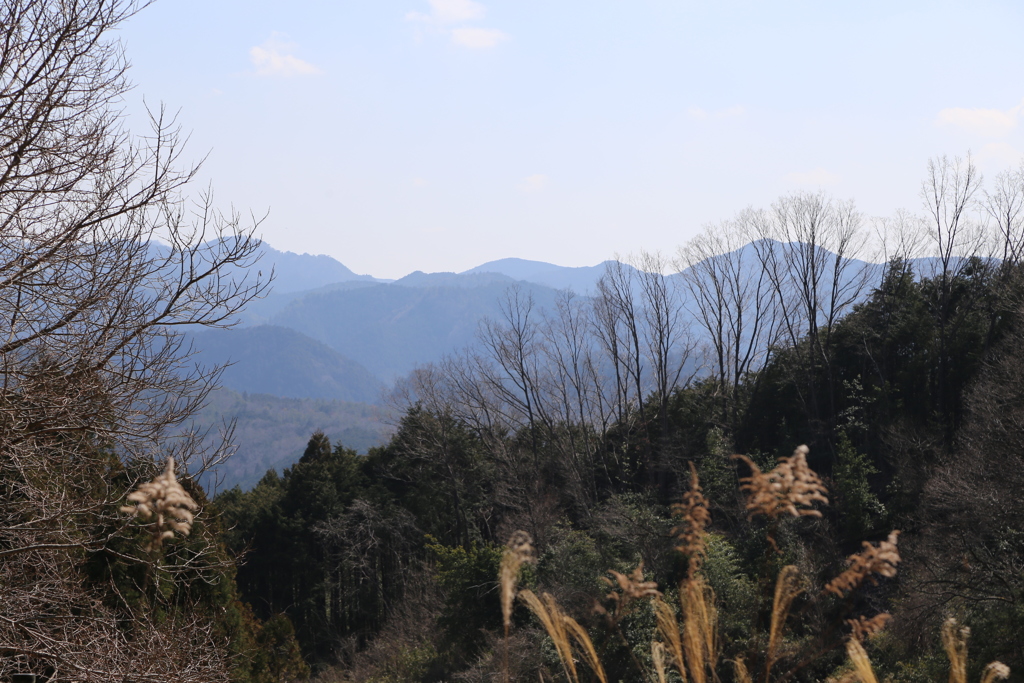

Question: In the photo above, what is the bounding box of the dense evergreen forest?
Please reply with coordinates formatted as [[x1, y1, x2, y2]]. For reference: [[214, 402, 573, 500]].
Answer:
[[5, 0, 1024, 681], [216, 173, 1024, 682]]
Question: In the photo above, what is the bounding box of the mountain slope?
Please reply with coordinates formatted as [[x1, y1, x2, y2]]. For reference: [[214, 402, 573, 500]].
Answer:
[[269, 281, 562, 381], [461, 257, 613, 293], [193, 388, 394, 492], [189, 325, 384, 403], [260, 247, 384, 293]]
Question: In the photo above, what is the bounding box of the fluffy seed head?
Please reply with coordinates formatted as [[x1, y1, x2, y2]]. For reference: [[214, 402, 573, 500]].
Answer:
[[600, 562, 661, 623], [847, 613, 892, 642], [120, 457, 198, 549], [500, 530, 535, 630], [734, 445, 829, 520], [671, 462, 711, 578], [826, 532, 901, 597]]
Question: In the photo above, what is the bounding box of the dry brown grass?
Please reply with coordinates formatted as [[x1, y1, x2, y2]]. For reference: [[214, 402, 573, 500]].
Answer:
[[734, 445, 829, 520], [500, 530, 535, 631], [518, 589, 607, 683], [498, 445, 955, 683], [681, 577, 719, 683], [672, 462, 711, 578], [825, 532, 901, 597], [601, 562, 661, 622], [942, 618, 970, 683], [842, 618, 1009, 683], [980, 662, 1012, 683], [844, 638, 880, 683], [733, 657, 752, 683], [654, 597, 685, 683], [500, 530, 535, 683], [120, 457, 199, 550], [846, 614, 891, 643], [766, 565, 804, 681], [652, 641, 669, 683], [651, 578, 719, 683]]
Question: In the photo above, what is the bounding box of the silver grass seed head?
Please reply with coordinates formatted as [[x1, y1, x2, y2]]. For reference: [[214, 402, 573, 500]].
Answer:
[[120, 457, 199, 548]]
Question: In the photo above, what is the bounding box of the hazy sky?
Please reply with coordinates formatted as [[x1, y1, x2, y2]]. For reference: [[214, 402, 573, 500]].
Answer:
[[119, 0, 1024, 279]]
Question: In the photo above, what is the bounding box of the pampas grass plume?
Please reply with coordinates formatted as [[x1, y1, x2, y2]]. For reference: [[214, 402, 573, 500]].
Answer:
[[120, 457, 198, 549], [734, 445, 829, 520], [500, 530, 535, 630], [826, 532, 901, 597]]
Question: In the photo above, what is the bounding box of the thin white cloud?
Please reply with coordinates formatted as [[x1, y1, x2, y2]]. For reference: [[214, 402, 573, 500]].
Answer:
[[249, 34, 321, 77], [936, 100, 1023, 137], [785, 168, 840, 186], [520, 174, 548, 192], [977, 142, 1024, 168], [451, 27, 507, 49], [406, 0, 506, 49], [413, 177, 429, 187]]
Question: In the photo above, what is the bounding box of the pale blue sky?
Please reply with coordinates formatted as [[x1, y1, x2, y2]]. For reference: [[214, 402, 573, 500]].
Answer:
[[119, 0, 1024, 278]]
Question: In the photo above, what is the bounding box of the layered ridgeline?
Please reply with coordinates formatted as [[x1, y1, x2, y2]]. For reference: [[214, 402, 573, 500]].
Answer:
[[188, 244, 641, 489], [191, 240, 886, 490]]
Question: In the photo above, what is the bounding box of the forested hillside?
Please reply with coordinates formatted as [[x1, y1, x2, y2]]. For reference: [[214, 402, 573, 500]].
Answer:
[[193, 388, 394, 492], [0, 1, 303, 679], [216, 170, 1024, 682], [188, 326, 385, 403], [6, 1, 1024, 682]]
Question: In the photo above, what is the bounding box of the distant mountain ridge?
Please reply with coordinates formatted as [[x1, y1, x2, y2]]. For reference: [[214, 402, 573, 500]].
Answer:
[[256, 245, 389, 293], [188, 325, 384, 403], [461, 258, 614, 293], [268, 280, 562, 381], [190, 239, 896, 489], [392, 270, 517, 289], [254, 243, 612, 294]]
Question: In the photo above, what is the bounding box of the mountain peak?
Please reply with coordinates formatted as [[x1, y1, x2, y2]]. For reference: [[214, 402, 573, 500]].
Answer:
[[461, 258, 615, 293]]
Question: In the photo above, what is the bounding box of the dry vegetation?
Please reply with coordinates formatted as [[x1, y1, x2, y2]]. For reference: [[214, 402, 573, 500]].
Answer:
[[494, 446, 1008, 683]]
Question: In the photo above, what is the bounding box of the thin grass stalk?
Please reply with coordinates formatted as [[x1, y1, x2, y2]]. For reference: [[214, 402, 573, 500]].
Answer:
[[680, 577, 719, 683], [501, 532, 534, 683], [845, 639, 880, 683], [519, 589, 578, 683], [654, 597, 686, 683], [563, 615, 609, 683], [684, 581, 708, 683], [652, 642, 669, 683], [942, 619, 969, 683], [733, 657, 752, 683], [765, 565, 803, 683]]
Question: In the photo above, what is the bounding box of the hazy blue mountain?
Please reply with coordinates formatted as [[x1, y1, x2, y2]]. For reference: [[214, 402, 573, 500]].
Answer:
[[181, 239, 903, 491], [185, 239, 892, 407], [259, 246, 387, 293], [238, 280, 380, 325], [270, 281, 562, 381], [192, 388, 394, 492], [146, 239, 386, 297], [462, 257, 614, 293], [188, 325, 384, 403], [393, 270, 518, 288]]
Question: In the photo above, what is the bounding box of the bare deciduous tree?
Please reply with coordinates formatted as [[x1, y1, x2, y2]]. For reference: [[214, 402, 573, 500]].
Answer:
[[679, 213, 779, 427], [919, 154, 995, 433], [595, 260, 648, 430], [631, 250, 694, 435], [747, 191, 872, 429], [0, 0, 268, 680], [983, 161, 1024, 266]]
